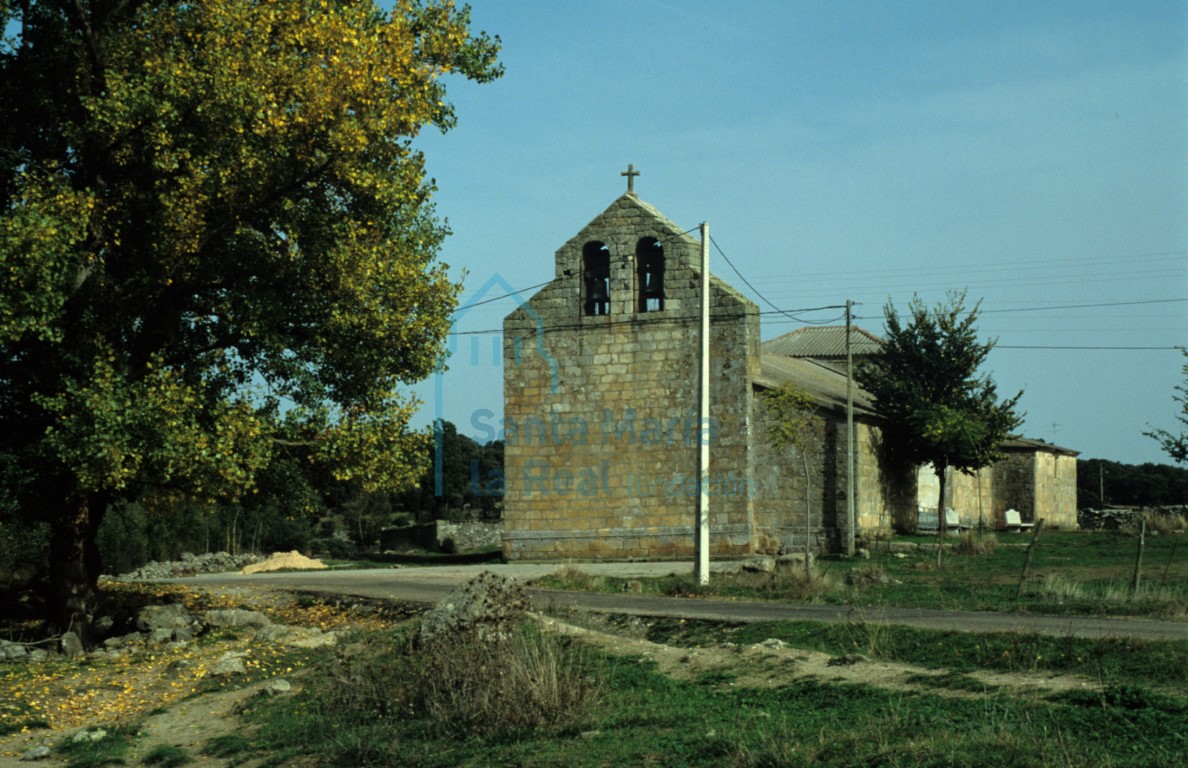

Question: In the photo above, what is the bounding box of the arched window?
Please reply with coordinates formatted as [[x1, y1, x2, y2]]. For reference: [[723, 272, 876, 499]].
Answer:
[[583, 241, 611, 316], [637, 237, 664, 312]]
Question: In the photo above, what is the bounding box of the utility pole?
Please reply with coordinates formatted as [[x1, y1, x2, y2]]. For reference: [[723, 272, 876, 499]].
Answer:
[[845, 299, 856, 557], [695, 222, 711, 585]]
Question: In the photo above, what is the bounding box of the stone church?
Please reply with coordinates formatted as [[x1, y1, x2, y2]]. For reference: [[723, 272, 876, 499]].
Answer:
[[501, 182, 1077, 561]]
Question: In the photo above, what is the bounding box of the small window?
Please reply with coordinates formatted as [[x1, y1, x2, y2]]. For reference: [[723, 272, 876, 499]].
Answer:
[[637, 237, 664, 312], [583, 241, 610, 316]]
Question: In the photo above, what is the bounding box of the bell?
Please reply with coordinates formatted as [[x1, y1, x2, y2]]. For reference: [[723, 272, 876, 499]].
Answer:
[[641, 269, 663, 296], [586, 278, 609, 302]]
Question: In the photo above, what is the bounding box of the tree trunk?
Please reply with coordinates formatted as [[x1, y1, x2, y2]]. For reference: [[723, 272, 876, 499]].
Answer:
[[936, 464, 947, 568], [49, 492, 106, 647], [802, 452, 812, 581]]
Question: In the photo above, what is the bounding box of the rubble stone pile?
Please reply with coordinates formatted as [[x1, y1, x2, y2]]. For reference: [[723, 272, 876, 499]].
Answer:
[[1077, 505, 1188, 531], [114, 551, 263, 580]]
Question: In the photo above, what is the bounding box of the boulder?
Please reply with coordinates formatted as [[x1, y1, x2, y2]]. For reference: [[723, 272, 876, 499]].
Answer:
[[419, 571, 529, 644], [210, 651, 247, 676], [137, 604, 195, 632], [60, 631, 84, 660], [204, 609, 271, 629]]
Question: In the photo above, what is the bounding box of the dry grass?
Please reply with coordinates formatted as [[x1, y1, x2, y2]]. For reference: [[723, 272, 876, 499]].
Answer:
[[320, 618, 601, 740], [1141, 510, 1188, 535], [954, 530, 998, 556], [550, 563, 608, 591], [734, 562, 843, 601], [411, 622, 601, 736], [1033, 573, 1186, 614]]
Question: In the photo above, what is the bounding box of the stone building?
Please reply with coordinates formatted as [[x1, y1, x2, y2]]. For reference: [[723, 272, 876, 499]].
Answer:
[[502, 190, 760, 559], [762, 327, 1080, 532], [501, 185, 1077, 561]]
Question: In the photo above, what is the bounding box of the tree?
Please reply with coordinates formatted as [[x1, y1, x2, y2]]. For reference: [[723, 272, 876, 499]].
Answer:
[[759, 384, 820, 579], [856, 292, 1023, 562], [0, 0, 501, 641], [1144, 348, 1188, 465]]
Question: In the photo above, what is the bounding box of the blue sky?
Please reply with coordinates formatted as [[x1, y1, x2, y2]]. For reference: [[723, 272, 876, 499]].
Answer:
[[411, 0, 1187, 466]]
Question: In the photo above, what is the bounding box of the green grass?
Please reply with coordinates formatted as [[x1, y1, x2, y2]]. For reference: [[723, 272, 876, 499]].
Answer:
[[639, 617, 1188, 690], [142, 744, 192, 767], [235, 624, 1188, 768], [55, 725, 139, 768], [200, 733, 253, 758], [534, 531, 1188, 618]]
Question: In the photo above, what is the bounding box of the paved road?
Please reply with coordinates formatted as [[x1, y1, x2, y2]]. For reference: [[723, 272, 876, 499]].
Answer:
[[162, 562, 1188, 642]]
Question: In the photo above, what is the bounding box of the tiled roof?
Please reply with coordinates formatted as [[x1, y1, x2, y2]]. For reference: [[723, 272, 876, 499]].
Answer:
[[755, 355, 1078, 456], [754, 354, 877, 417], [1001, 436, 1080, 456], [761, 326, 883, 359]]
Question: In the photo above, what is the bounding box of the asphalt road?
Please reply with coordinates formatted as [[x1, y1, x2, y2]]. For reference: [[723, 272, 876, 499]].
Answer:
[[161, 562, 1188, 642]]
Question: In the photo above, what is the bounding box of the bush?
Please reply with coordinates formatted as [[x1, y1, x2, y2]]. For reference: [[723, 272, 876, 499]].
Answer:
[[309, 538, 357, 560], [309, 594, 600, 748], [404, 621, 601, 737], [0, 518, 49, 589]]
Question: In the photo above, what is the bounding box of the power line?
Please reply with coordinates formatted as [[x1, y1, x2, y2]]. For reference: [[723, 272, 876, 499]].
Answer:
[[996, 345, 1182, 351], [451, 280, 553, 314], [979, 298, 1188, 314], [854, 296, 1188, 324], [709, 235, 847, 325]]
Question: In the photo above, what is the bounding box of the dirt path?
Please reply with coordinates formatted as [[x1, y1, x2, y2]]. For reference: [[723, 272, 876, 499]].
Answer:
[[164, 564, 1188, 641], [541, 615, 1099, 701]]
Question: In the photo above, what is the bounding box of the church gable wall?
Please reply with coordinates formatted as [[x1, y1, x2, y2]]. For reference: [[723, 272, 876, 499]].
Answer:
[[502, 195, 760, 560]]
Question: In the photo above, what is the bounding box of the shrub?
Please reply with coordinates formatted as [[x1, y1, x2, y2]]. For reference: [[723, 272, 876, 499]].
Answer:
[[404, 621, 601, 737], [314, 619, 601, 744], [309, 538, 357, 560]]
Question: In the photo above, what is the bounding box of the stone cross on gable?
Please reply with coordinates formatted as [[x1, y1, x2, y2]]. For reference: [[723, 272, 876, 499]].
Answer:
[[621, 163, 640, 194]]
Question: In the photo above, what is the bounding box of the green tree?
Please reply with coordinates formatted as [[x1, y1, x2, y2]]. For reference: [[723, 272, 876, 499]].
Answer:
[[759, 384, 819, 579], [856, 292, 1023, 562], [1144, 348, 1188, 465], [0, 0, 500, 641]]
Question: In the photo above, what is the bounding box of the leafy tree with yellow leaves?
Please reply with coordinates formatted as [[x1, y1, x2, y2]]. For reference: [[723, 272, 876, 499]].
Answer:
[[0, 0, 500, 641]]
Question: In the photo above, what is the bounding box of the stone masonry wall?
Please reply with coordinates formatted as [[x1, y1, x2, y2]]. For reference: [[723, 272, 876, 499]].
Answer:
[[502, 194, 760, 560], [1033, 452, 1078, 529], [993, 452, 1037, 524], [749, 397, 833, 555], [853, 421, 913, 539], [749, 401, 901, 554]]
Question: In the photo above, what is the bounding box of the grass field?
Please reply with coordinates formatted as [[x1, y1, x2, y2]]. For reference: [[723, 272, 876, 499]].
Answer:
[[227, 616, 1187, 767], [535, 530, 1188, 619], [5, 531, 1185, 767]]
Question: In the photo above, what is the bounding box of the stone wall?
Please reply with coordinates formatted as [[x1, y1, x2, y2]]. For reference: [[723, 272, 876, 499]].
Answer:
[[749, 396, 833, 555], [1033, 452, 1078, 528], [853, 421, 914, 539], [748, 400, 903, 554], [992, 453, 1034, 525], [434, 521, 503, 552], [503, 194, 761, 560], [909, 448, 1079, 531]]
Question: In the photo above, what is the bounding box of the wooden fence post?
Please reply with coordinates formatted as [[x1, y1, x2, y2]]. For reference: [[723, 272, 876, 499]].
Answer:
[[1131, 518, 1147, 600], [1015, 518, 1046, 599]]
